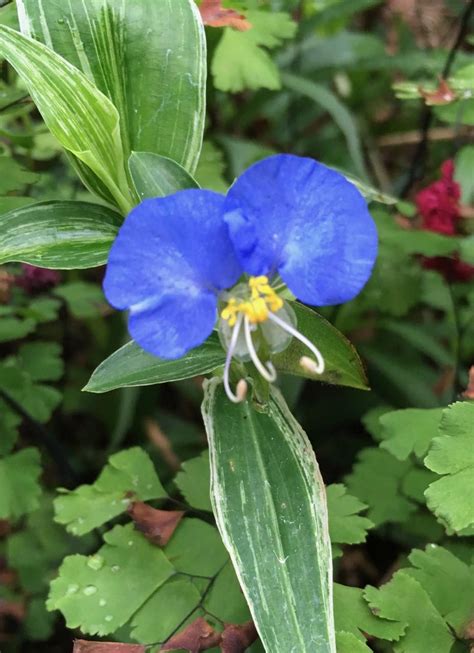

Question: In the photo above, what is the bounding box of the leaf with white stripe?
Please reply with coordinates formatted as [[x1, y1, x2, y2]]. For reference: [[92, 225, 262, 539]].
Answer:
[[203, 378, 336, 653], [17, 0, 206, 174], [0, 24, 132, 214], [0, 200, 121, 269]]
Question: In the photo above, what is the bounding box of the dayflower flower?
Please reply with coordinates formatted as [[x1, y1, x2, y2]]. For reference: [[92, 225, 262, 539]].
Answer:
[[104, 155, 378, 402]]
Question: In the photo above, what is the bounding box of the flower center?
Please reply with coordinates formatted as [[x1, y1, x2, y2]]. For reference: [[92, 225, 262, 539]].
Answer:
[[220, 276, 283, 326], [218, 276, 326, 404]]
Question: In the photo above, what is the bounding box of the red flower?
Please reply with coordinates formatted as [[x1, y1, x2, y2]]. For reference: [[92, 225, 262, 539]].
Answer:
[[415, 159, 460, 235], [415, 160, 474, 282]]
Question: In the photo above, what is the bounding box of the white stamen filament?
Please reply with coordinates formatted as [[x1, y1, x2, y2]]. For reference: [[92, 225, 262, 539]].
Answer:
[[267, 311, 325, 374], [223, 313, 248, 403], [244, 317, 277, 382]]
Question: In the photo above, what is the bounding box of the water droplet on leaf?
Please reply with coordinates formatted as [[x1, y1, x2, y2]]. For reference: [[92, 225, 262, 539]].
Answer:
[[83, 585, 98, 596], [87, 555, 104, 571]]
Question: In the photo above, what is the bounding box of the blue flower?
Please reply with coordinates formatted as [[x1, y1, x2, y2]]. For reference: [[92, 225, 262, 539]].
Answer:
[[104, 154, 378, 401]]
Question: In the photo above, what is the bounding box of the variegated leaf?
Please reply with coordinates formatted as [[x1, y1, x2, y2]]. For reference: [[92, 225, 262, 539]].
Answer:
[[203, 378, 336, 653], [0, 24, 132, 214], [17, 0, 206, 174]]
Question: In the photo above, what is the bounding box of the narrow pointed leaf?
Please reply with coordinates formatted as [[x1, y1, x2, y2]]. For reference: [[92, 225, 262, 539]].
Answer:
[[0, 25, 131, 214], [129, 152, 198, 201], [202, 378, 336, 653], [0, 201, 121, 269], [17, 0, 206, 173], [274, 303, 369, 390], [84, 335, 225, 394]]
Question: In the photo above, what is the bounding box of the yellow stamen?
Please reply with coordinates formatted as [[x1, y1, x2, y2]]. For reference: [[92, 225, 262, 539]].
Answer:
[[221, 276, 283, 325]]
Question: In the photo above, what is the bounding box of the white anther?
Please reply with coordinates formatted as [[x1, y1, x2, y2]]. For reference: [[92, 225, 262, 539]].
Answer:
[[235, 379, 248, 402]]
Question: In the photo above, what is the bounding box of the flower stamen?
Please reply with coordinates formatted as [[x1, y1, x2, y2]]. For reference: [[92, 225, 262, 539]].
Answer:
[[223, 313, 248, 403], [244, 316, 277, 382], [267, 311, 325, 375], [221, 276, 283, 326]]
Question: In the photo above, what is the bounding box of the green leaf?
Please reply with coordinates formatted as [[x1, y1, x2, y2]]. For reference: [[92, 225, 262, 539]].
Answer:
[[174, 451, 212, 512], [364, 572, 454, 653], [334, 584, 405, 644], [0, 448, 42, 520], [378, 408, 443, 461], [23, 297, 61, 324], [379, 320, 453, 367], [204, 562, 251, 624], [327, 484, 373, 558], [401, 468, 439, 504], [7, 497, 92, 594], [54, 447, 167, 536], [460, 235, 474, 266], [0, 398, 20, 455], [130, 578, 202, 643], [455, 145, 474, 204], [203, 379, 336, 653], [336, 632, 371, 653], [358, 244, 422, 317], [0, 24, 131, 213], [0, 201, 121, 268], [194, 141, 228, 193], [54, 282, 105, 319], [48, 515, 238, 644], [84, 334, 225, 394], [282, 72, 369, 180], [0, 365, 61, 422], [18, 0, 206, 173], [374, 211, 461, 257], [163, 518, 228, 577], [25, 597, 56, 642], [424, 402, 474, 532], [0, 316, 36, 342], [130, 519, 235, 644], [345, 448, 416, 526], [0, 155, 38, 194], [129, 152, 198, 201], [212, 11, 296, 92], [405, 545, 474, 636], [47, 524, 175, 636], [16, 341, 64, 382], [274, 302, 369, 390]]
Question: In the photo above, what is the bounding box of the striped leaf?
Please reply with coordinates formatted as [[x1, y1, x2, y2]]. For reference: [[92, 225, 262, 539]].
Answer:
[[0, 201, 121, 269], [0, 24, 132, 214], [17, 0, 206, 174], [203, 378, 336, 653]]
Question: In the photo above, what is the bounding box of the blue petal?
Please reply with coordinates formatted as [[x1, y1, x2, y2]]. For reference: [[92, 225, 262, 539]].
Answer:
[[129, 290, 217, 359], [224, 155, 378, 305], [104, 189, 242, 358]]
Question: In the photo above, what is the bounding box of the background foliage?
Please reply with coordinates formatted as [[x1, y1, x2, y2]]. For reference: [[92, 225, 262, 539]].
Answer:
[[0, 0, 473, 652]]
